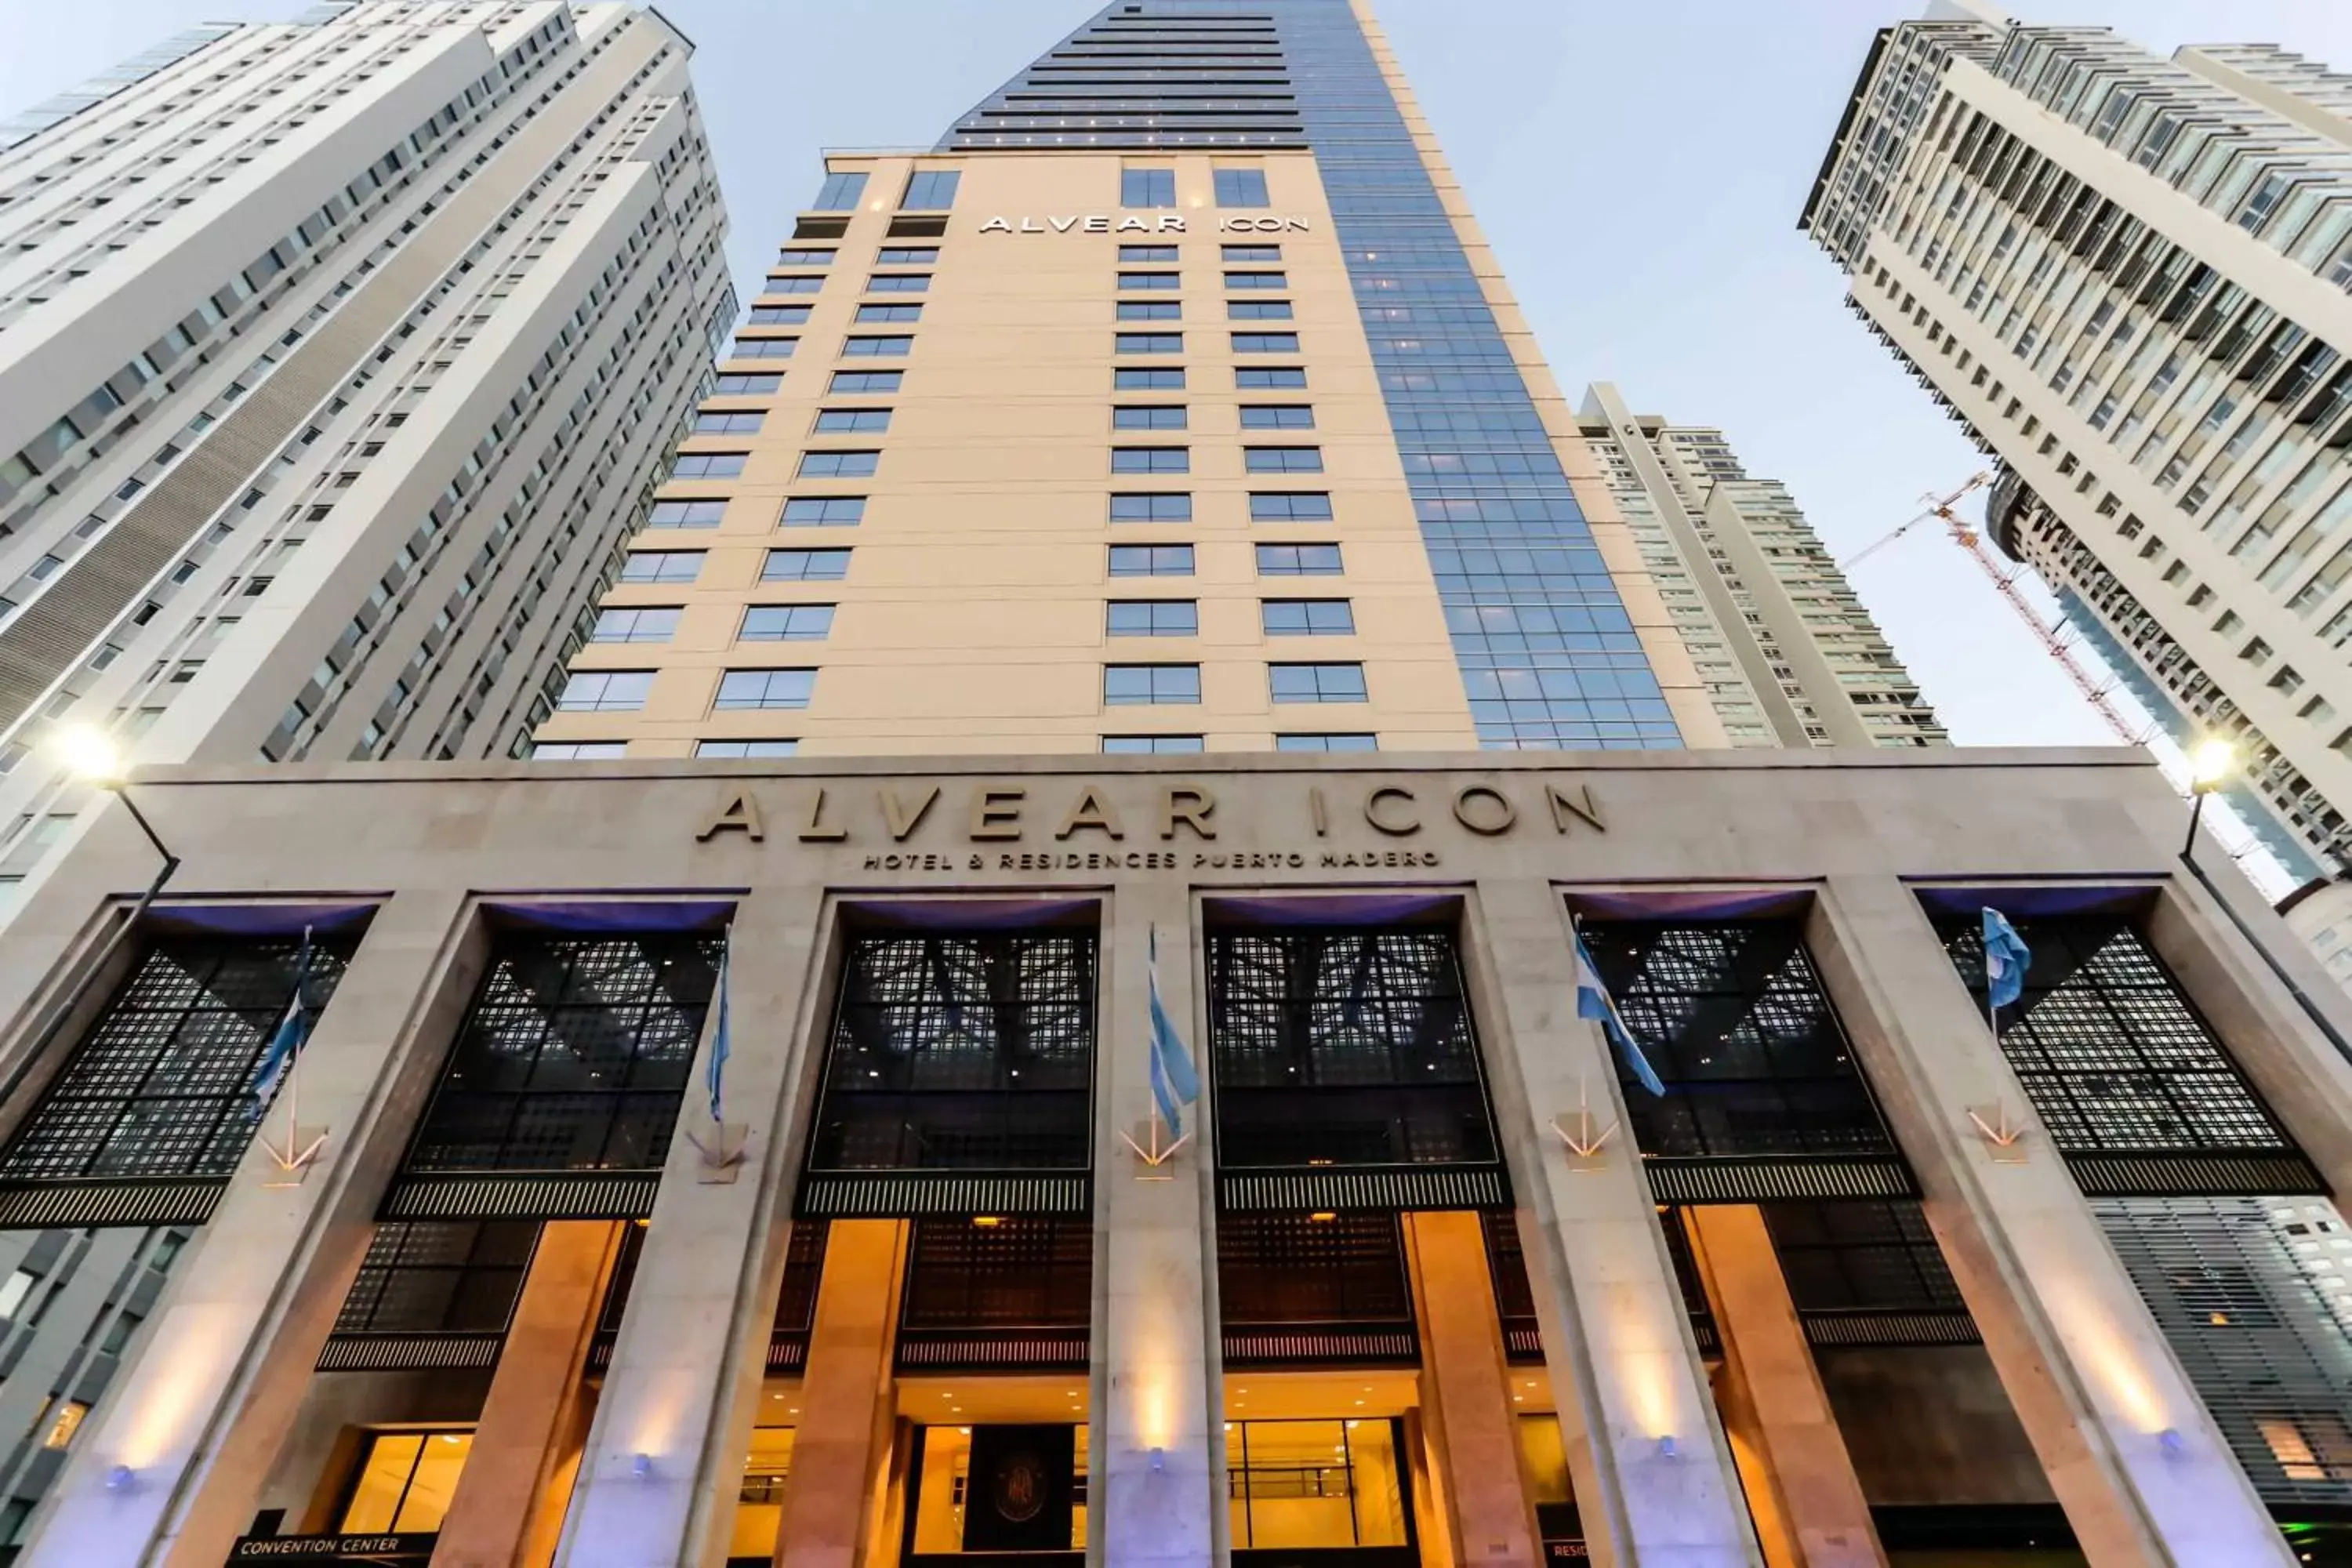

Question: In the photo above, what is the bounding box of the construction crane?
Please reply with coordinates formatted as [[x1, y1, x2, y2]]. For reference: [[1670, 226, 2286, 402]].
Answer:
[[1843, 470, 2157, 746]]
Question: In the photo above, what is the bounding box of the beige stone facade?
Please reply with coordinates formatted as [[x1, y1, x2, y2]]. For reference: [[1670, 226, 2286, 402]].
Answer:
[[0, 746, 2338, 1566]]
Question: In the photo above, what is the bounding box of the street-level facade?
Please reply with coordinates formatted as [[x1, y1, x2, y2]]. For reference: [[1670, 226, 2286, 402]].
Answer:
[[0, 748, 2346, 1566], [1573, 385, 1947, 750], [1805, 2, 2352, 882], [533, 0, 1721, 764]]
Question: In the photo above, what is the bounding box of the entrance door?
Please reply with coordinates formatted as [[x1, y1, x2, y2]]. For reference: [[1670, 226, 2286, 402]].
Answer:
[[960, 1425, 1077, 1552]]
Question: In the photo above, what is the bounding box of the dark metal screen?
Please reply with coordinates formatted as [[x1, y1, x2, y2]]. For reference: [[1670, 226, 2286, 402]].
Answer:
[[1762, 1201, 1966, 1316], [1482, 1209, 1544, 1362], [1207, 926, 1498, 1169], [0, 937, 354, 1184], [333, 1221, 537, 1336], [402, 932, 722, 1175], [806, 931, 1095, 1173], [901, 1217, 1091, 1330], [775, 1218, 827, 1335], [1940, 914, 2296, 1158], [1580, 922, 1898, 1160], [1221, 1212, 1412, 1323]]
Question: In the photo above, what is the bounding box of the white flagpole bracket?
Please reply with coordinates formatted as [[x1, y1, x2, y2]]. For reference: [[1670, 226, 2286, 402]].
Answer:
[[1552, 1071, 1618, 1168], [1120, 1107, 1188, 1178], [1966, 1103, 2030, 1163], [688, 1120, 748, 1183]]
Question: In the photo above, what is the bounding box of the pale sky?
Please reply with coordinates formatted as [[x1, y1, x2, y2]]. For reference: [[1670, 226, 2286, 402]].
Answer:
[[11, 0, 2352, 751]]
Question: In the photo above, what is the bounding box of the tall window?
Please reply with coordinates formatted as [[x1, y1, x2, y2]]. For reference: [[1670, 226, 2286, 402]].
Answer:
[[900, 170, 960, 210], [1581, 922, 1900, 1160], [805, 930, 1096, 1173], [811, 171, 867, 210], [339, 1432, 473, 1534], [1228, 1421, 1410, 1551], [1939, 912, 2300, 1160], [333, 1221, 537, 1338], [1123, 168, 1176, 208], [1214, 168, 1271, 208], [401, 931, 724, 1174], [0, 937, 353, 1185], [1207, 927, 1497, 1169]]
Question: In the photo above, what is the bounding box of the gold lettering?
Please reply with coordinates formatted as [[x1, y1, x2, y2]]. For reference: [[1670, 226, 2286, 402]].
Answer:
[[1452, 785, 1515, 835], [1054, 784, 1126, 840], [880, 784, 941, 841], [971, 787, 1026, 840], [798, 789, 847, 842], [1545, 781, 1606, 833], [1159, 785, 1217, 840], [696, 791, 764, 842], [1364, 786, 1420, 836]]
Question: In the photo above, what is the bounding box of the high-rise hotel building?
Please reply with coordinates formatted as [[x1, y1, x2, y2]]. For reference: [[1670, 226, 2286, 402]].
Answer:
[[1804, 1, 2352, 884], [531, 1, 1723, 763], [0, 0, 732, 907], [1574, 384, 1947, 750], [0, 0, 729, 1545], [9, 6, 2352, 1568]]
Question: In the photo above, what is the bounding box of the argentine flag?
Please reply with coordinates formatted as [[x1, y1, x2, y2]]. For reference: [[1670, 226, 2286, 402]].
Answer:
[[248, 931, 316, 1103], [1572, 925, 1666, 1098], [1147, 927, 1201, 1137], [706, 929, 733, 1122], [1981, 907, 2032, 1012]]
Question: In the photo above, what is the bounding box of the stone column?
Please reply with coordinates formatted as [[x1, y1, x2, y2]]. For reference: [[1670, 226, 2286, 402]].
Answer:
[[551, 887, 832, 1568], [431, 1221, 624, 1568], [1808, 875, 2291, 1568], [1088, 881, 1221, 1568], [25, 887, 484, 1568], [1464, 876, 1759, 1568], [771, 1219, 906, 1568], [1403, 1210, 1541, 1568], [1682, 1207, 1886, 1568]]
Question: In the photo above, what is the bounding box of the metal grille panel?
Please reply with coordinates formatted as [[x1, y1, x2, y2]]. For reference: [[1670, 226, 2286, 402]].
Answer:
[[0, 938, 352, 1189], [807, 930, 1095, 1177], [1940, 915, 2304, 1169], [333, 1220, 535, 1337], [1581, 922, 1902, 1162], [1208, 926, 1502, 1176], [402, 932, 720, 1178], [2097, 1194, 2352, 1506]]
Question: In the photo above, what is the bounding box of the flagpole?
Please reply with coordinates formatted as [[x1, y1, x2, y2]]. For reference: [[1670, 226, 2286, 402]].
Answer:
[[286, 925, 310, 1152]]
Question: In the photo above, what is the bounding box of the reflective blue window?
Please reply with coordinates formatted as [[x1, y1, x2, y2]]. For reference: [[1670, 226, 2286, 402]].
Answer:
[[1123, 168, 1177, 208], [811, 172, 867, 211], [1108, 601, 1199, 637], [901, 170, 960, 209], [1111, 493, 1192, 522], [1269, 662, 1366, 702], [1105, 663, 1199, 704], [782, 497, 865, 525], [1104, 735, 1205, 753], [1214, 168, 1271, 208]]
